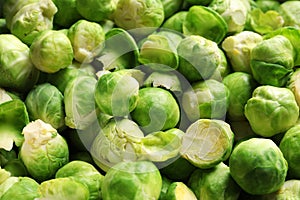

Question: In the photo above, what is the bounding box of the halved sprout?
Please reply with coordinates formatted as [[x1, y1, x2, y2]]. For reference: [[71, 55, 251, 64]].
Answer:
[[183, 5, 228, 44], [181, 119, 234, 169]]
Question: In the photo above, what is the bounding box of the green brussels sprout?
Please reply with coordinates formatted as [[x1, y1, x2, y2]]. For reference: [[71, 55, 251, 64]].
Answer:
[[30, 30, 74, 73], [162, 11, 187, 33], [0, 177, 40, 200], [8, 0, 57, 45], [209, 0, 251, 33], [95, 70, 139, 117], [250, 35, 294, 87], [259, 180, 300, 200], [160, 157, 197, 182], [113, 0, 165, 35], [188, 162, 241, 200], [102, 161, 162, 200], [255, 0, 281, 12], [244, 85, 299, 137], [46, 62, 95, 94], [279, 124, 300, 179], [68, 19, 105, 63], [165, 182, 197, 200], [3, 0, 39, 29], [246, 8, 284, 35], [182, 79, 230, 121], [229, 138, 288, 195], [90, 118, 144, 172], [138, 31, 182, 70], [19, 119, 69, 182], [287, 68, 300, 107], [25, 83, 65, 129], [37, 177, 89, 200], [177, 35, 224, 82], [279, 1, 300, 28], [0, 99, 29, 151], [182, 5, 228, 44], [131, 87, 180, 134], [96, 28, 140, 71], [221, 31, 263, 74], [0, 34, 40, 93], [181, 119, 234, 169], [161, 0, 183, 19], [223, 72, 257, 121], [3, 159, 28, 177], [264, 27, 300, 66], [76, 0, 117, 22], [64, 75, 98, 130], [52, 0, 82, 27], [55, 160, 104, 200]]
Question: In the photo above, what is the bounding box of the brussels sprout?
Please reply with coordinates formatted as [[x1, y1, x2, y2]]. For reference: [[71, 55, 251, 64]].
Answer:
[[8, 0, 57, 45], [182, 79, 230, 121], [102, 161, 162, 200], [244, 85, 299, 137], [76, 0, 117, 22], [221, 31, 263, 74], [250, 35, 294, 87], [95, 70, 139, 117], [68, 20, 105, 63], [223, 72, 257, 121], [161, 0, 183, 19], [181, 119, 234, 169], [55, 160, 104, 200], [259, 180, 300, 200], [3, 159, 28, 177], [96, 28, 140, 71], [25, 83, 65, 129], [264, 27, 300, 66], [209, 0, 251, 33], [90, 118, 144, 172], [113, 0, 165, 35], [46, 62, 95, 94], [279, 124, 300, 179], [0, 177, 40, 200], [256, 0, 281, 12], [160, 157, 197, 182], [165, 182, 197, 200], [30, 30, 74, 73], [19, 120, 69, 182], [247, 8, 284, 35], [279, 1, 300, 28], [64, 75, 98, 130], [52, 0, 82, 27], [229, 138, 288, 195], [177, 35, 224, 82], [188, 162, 241, 200], [0, 34, 40, 93], [162, 11, 187, 33], [287, 68, 300, 107], [138, 32, 181, 70], [0, 99, 29, 151], [131, 87, 180, 134], [183, 5, 228, 44], [37, 177, 89, 200]]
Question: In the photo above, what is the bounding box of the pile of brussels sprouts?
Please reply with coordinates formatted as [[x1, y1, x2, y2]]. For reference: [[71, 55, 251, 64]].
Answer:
[[0, 0, 300, 199]]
